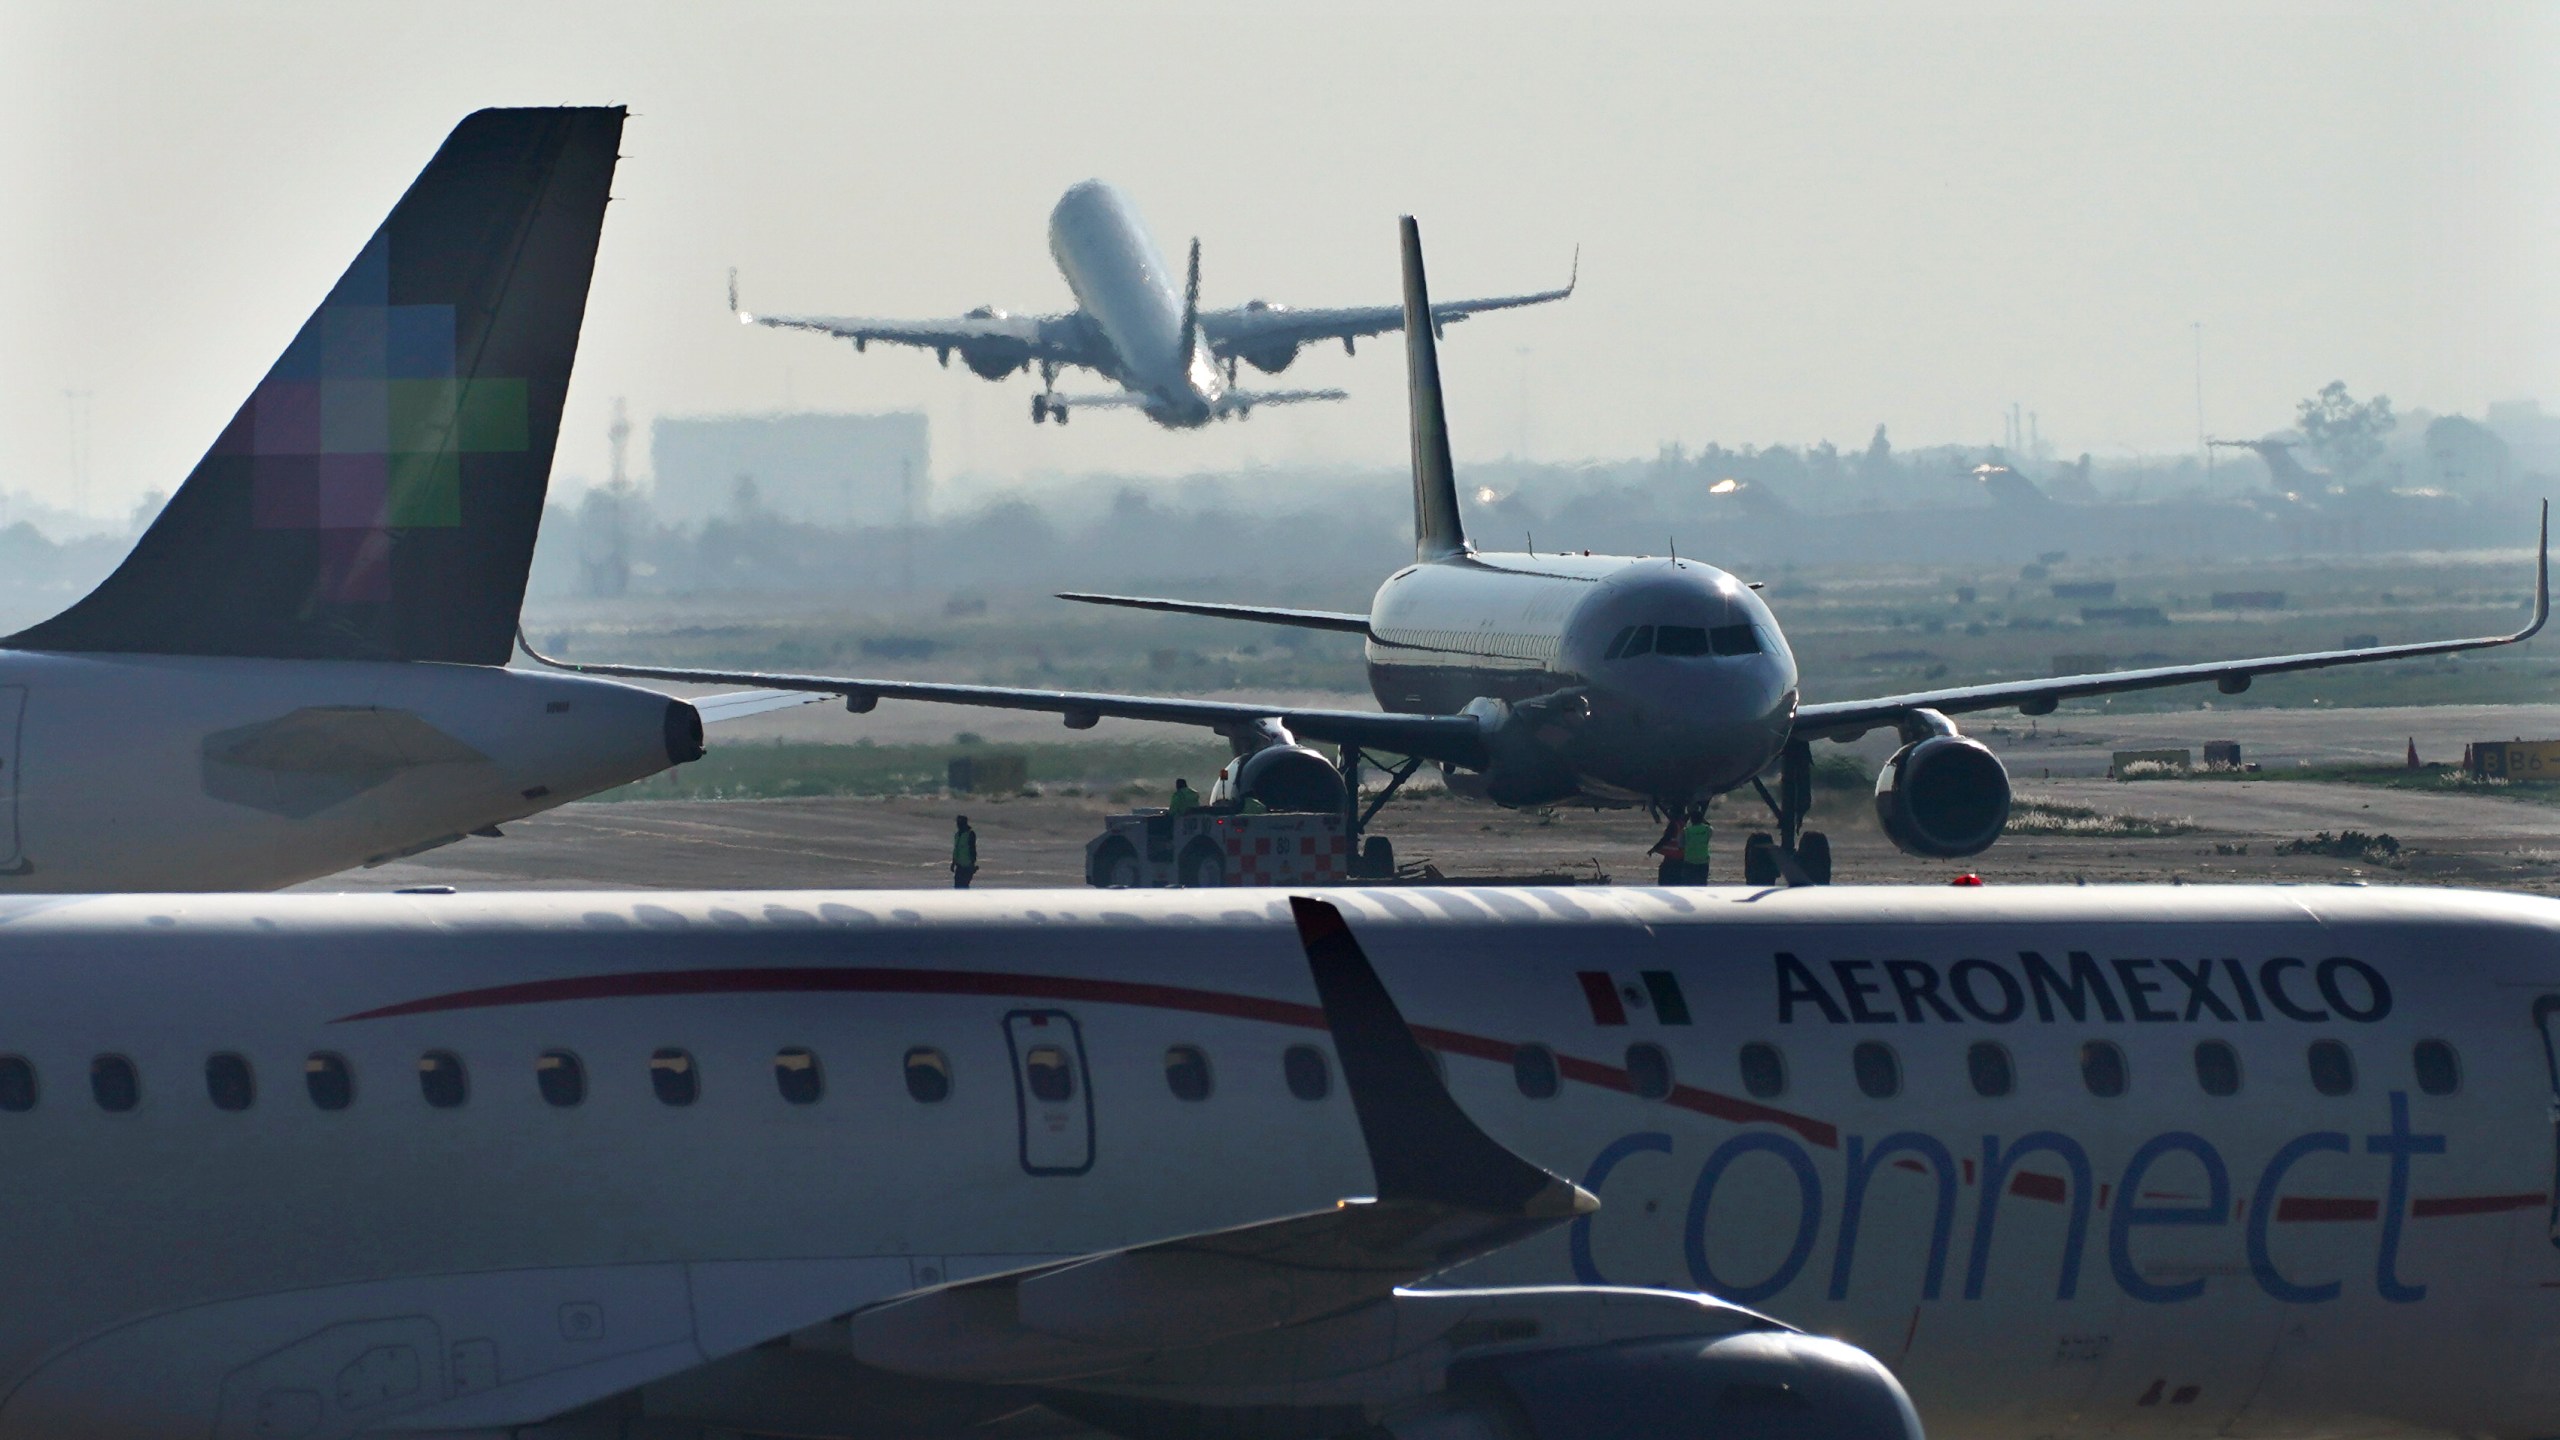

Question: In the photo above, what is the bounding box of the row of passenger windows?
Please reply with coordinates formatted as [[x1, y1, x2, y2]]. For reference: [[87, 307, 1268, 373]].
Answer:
[[1602, 622, 1765, 661], [0, 1042, 1346, 1113], [1498, 1036, 2464, 1104], [0, 1035, 2462, 1114]]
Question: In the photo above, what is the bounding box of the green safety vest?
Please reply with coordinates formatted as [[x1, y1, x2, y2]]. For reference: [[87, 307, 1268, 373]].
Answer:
[[1169, 788, 1200, 814], [1681, 822, 1713, 859], [953, 829, 977, 866]]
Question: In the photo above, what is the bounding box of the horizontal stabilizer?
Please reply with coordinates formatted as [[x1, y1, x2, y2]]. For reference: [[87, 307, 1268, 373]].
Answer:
[[1056, 592, 1371, 633]]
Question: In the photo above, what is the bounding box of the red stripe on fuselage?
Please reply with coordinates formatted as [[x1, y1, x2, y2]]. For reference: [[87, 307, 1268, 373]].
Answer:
[[338, 964, 1840, 1148]]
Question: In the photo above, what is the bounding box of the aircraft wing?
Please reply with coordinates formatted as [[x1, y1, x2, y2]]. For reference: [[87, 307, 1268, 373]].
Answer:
[[519, 632, 1490, 769], [1793, 503, 2549, 742], [729, 272, 1098, 366], [845, 897, 1595, 1386], [1057, 592, 1373, 633], [1201, 249, 1576, 353], [690, 690, 826, 723]]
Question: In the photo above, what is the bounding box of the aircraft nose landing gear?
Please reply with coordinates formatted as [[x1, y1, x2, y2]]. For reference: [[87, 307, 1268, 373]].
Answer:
[[1031, 394, 1049, 424], [1745, 738, 1832, 886]]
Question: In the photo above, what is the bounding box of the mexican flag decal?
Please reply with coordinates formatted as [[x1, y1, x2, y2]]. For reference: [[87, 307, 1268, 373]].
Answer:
[[1577, 970, 1692, 1026]]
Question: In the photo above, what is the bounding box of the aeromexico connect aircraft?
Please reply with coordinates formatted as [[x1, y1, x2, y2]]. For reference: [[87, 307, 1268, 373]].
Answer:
[[0, 108, 798, 893], [552, 218, 2548, 885], [728, 179, 1574, 428], [8, 881, 2560, 1440]]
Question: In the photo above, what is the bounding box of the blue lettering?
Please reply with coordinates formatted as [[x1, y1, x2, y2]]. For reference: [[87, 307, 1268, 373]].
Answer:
[[2259, 958, 2327, 1021], [1950, 959, 2025, 1023], [1686, 1133, 1823, 1304], [1967, 1131, 2094, 1300], [1886, 960, 1960, 1023], [2113, 959, 2177, 1022], [1831, 961, 1897, 1024], [2109, 1132, 2231, 1303], [2222, 957, 2265, 1020], [1830, 1132, 1957, 1300], [1571, 1131, 1673, 1285], [2162, 958, 2236, 1022], [2320, 957, 2392, 1023], [2367, 1091, 2443, 1302], [2247, 1131, 2349, 1303], [1775, 953, 1846, 1024], [2023, 950, 2125, 1023]]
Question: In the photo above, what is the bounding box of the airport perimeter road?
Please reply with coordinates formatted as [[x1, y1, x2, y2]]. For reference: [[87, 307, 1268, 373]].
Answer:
[[1978, 702, 2560, 779]]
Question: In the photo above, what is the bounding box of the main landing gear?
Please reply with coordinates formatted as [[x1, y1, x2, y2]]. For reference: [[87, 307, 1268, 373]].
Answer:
[[1336, 744, 1421, 879], [1744, 738, 1831, 886], [1031, 364, 1068, 425]]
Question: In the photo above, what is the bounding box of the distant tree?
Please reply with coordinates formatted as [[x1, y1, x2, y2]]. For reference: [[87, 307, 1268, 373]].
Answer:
[[2295, 381, 2395, 479], [1859, 424, 1893, 479]]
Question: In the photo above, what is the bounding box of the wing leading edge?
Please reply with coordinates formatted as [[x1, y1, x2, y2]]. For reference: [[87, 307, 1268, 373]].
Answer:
[[517, 631, 1487, 769], [1794, 501, 2549, 741], [1201, 248, 1577, 355]]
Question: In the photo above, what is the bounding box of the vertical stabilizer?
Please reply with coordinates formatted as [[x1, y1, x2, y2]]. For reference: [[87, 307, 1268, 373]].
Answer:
[[5, 107, 624, 664], [1400, 217, 1469, 561]]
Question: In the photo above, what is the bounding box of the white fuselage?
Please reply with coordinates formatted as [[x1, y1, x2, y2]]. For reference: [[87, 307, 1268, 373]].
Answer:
[[1047, 180, 1223, 425], [0, 650, 691, 891], [0, 884, 2552, 1440]]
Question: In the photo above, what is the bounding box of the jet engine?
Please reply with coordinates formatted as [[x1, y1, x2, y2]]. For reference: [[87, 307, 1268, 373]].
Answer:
[[1239, 340, 1300, 374], [1392, 1330, 1926, 1440], [960, 339, 1030, 380], [1228, 743, 1347, 812], [1874, 733, 2011, 857]]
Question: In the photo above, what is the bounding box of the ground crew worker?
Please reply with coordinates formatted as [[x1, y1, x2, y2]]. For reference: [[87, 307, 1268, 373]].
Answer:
[[1168, 778, 1200, 815], [1236, 794, 1267, 815], [1680, 806, 1713, 883], [950, 815, 978, 889], [1650, 827, 1683, 885]]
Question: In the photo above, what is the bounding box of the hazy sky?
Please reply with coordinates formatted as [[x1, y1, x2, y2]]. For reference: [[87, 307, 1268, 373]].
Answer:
[[5, 1, 2556, 519]]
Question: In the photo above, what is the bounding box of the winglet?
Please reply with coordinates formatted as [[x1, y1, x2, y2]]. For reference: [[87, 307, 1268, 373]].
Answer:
[[2528, 500, 2549, 641], [1400, 218, 1470, 561], [728, 267, 753, 324], [1564, 244, 1579, 297], [1290, 896, 1593, 1218]]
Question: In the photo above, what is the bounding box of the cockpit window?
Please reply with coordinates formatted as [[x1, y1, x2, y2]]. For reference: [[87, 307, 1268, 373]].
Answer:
[[1655, 625, 1712, 657], [1603, 627, 1634, 660], [1622, 625, 1654, 657], [1711, 624, 1763, 656]]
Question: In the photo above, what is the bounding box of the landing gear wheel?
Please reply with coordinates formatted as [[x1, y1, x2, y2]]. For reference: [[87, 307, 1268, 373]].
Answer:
[[1089, 837, 1140, 888], [1177, 839, 1227, 888], [1797, 831, 1832, 885], [1053, 402, 1069, 425], [1743, 833, 1779, 886], [1032, 395, 1050, 424]]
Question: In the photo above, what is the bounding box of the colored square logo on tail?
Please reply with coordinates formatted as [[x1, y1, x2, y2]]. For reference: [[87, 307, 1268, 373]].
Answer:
[[1576, 970, 1692, 1026]]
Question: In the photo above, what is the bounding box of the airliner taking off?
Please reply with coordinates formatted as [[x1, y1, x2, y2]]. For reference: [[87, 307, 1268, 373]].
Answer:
[[729, 179, 1575, 428], [4, 881, 2559, 1440], [0, 109, 797, 892], [555, 218, 2546, 884]]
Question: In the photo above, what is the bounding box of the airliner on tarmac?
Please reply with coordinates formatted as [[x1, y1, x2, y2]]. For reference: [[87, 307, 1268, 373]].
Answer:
[[0, 108, 798, 893], [730, 179, 1575, 427], [550, 218, 2547, 885], [2, 881, 2557, 1440]]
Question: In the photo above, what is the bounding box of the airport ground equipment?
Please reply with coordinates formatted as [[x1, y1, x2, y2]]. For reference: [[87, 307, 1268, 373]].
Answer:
[[2465, 739, 2560, 780], [549, 214, 2549, 885], [1086, 807, 1352, 887], [0, 110, 807, 892]]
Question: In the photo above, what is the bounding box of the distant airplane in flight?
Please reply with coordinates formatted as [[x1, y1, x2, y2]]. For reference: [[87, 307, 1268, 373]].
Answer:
[[729, 179, 1575, 429]]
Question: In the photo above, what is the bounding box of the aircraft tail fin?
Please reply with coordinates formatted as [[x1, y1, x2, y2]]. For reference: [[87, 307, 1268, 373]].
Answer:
[[1400, 217, 1469, 561], [4, 106, 624, 664], [1177, 237, 1203, 374]]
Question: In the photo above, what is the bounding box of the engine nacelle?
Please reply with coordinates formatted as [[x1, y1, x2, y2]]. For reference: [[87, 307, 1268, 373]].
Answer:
[[1229, 743, 1347, 813], [1874, 733, 2011, 858], [960, 339, 1029, 380], [1241, 341, 1300, 375], [1404, 1331, 1924, 1440]]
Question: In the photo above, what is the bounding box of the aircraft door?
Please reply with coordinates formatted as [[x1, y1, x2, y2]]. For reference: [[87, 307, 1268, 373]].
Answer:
[[2535, 996, 2560, 1244], [1003, 1009, 1094, 1176], [0, 686, 21, 872]]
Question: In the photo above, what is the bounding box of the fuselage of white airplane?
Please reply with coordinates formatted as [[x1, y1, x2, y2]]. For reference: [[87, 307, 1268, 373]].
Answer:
[[0, 883, 2551, 1440], [1362, 550, 1798, 804], [1047, 180, 1226, 426], [0, 651, 697, 892]]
